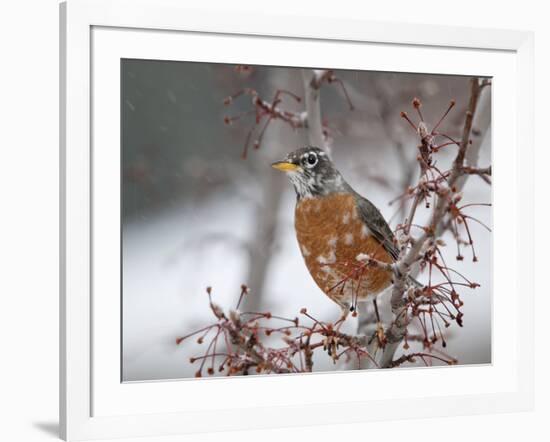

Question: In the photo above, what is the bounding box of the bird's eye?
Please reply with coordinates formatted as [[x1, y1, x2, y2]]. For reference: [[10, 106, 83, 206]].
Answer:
[[306, 153, 318, 167]]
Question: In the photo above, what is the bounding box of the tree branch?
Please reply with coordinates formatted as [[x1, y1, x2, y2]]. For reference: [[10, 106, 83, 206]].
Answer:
[[379, 78, 485, 368], [302, 69, 328, 154]]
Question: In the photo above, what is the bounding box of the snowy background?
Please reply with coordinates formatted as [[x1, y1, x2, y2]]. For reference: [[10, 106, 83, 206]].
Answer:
[[121, 60, 492, 382]]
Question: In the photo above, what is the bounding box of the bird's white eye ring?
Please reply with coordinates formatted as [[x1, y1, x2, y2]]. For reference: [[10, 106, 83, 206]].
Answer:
[[305, 152, 318, 167]]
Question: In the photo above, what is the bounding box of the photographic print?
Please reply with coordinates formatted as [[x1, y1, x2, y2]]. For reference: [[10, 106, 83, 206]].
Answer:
[[121, 60, 492, 381]]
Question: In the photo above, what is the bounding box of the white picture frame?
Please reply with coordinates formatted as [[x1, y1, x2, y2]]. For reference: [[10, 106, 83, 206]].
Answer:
[[60, 0, 534, 440]]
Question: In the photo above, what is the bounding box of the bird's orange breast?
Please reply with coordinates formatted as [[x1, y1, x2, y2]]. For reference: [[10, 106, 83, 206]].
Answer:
[[295, 193, 393, 306]]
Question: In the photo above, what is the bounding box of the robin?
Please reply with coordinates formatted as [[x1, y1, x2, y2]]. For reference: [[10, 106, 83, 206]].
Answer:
[[272, 146, 403, 320]]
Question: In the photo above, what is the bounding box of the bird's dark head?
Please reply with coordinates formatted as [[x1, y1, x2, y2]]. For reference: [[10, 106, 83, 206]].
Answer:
[[271, 147, 348, 199]]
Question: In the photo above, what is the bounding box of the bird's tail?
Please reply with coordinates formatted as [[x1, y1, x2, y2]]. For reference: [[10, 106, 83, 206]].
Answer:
[[407, 275, 424, 289], [393, 265, 423, 289]]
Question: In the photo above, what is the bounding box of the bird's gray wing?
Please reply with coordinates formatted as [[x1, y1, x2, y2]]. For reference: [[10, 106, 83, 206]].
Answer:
[[354, 194, 400, 261]]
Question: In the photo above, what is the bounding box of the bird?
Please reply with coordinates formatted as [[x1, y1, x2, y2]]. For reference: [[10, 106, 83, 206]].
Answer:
[[272, 146, 402, 320]]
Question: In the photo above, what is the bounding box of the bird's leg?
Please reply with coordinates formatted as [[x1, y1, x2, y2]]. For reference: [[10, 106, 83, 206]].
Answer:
[[356, 300, 377, 338], [334, 302, 351, 331], [372, 298, 388, 349]]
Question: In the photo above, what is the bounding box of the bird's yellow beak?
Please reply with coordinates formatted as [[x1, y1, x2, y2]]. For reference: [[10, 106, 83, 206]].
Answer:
[[271, 161, 300, 172]]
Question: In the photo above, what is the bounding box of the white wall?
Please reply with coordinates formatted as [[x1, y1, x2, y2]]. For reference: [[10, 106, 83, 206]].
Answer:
[[0, 0, 547, 441]]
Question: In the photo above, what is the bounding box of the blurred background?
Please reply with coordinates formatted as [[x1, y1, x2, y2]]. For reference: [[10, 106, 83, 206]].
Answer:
[[121, 59, 492, 382]]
